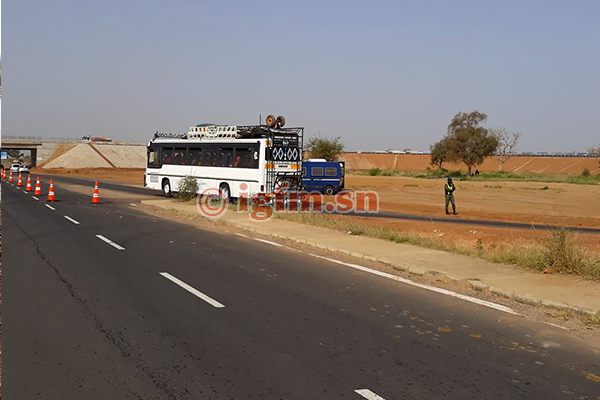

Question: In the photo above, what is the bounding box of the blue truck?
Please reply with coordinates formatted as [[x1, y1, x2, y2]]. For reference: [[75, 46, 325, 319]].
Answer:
[[301, 159, 346, 195]]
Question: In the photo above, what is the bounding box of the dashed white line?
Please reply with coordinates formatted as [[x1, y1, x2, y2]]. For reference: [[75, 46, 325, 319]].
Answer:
[[64, 215, 81, 225], [253, 238, 283, 247], [235, 233, 248, 238], [159, 272, 225, 308], [32, 196, 39, 201], [355, 389, 387, 400], [96, 234, 125, 250], [308, 253, 519, 315], [129, 203, 137, 207], [23, 190, 29, 194], [45, 204, 56, 210]]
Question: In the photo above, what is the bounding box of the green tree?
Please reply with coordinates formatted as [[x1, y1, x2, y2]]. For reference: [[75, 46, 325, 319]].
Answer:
[[430, 138, 450, 170], [445, 111, 498, 175], [305, 137, 345, 161]]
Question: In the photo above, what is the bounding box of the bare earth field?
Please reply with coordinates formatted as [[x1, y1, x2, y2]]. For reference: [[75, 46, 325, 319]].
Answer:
[[32, 167, 145, 186], [346, 175, 600, 228]]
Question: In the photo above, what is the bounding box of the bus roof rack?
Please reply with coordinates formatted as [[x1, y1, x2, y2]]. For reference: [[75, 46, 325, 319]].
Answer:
[[236, 125, 303, 137], [153, 131, 187, 140]]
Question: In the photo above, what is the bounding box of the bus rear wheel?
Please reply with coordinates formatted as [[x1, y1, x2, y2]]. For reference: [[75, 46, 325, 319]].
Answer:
[[219, 183, 231, 202], [324, 186, 335, 196], [162, 179, 173, 198]]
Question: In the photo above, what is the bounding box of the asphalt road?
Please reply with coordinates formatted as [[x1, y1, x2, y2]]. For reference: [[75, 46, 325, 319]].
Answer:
[[2, 178, 600, 399]]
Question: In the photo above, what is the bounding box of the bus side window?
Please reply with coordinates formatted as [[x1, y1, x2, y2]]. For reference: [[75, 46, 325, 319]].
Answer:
[[174, 147, 188, 165], [251, 146, 259, 169], [189, 148, 202, 166], [325, 167, 337, 176], [311, 167, 324, 176], [219, 147, 234, 167], [234, 146, 253, 168], [148, 148, 158, 167], [202, 146, 217, 166], [162, 147, 173, 164]]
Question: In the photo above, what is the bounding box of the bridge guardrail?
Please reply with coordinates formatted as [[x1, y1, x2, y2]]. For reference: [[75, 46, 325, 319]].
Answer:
[[1, 136, 144, 145]]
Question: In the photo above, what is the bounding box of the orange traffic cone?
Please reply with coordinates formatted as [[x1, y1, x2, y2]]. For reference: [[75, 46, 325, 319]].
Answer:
[[26, 175, 33, 191], [91, 181, 100, 204], [17, 172, 23, 186], [34, 177, 42, 195], [46, 179, 56, 202], [1, 169, 5, 179], [8, 170, 14, 182]]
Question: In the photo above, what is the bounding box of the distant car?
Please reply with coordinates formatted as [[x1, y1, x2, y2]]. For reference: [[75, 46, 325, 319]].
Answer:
[[11, 163, 22, 172], [19, 165, 30, 173]]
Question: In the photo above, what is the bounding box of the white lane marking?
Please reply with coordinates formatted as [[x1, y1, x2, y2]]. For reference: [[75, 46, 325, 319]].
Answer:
[[23, 190, 29, 194], [542, 321, 569, 331], [96, 234, 125, 250], [129, 203, 137, 206], [235, 233, 248, 238], [32, 196, 39, 201], [159, 272, 225, 308], [355, 389, 387, 400], [45, 204, 56, 210], [253, 238, 283, 247], [308, 253, 519, 315], [64, 215, 81, 225]]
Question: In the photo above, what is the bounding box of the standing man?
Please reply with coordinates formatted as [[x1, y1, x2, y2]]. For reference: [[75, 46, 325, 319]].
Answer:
[[444, 177, 457, 215]]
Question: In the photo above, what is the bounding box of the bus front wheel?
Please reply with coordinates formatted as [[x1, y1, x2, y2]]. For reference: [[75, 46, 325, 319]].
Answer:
[[162, 179, 173, 198]]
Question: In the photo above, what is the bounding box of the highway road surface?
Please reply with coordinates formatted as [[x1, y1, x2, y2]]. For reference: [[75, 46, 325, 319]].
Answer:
[[2, 178, 600, 399]]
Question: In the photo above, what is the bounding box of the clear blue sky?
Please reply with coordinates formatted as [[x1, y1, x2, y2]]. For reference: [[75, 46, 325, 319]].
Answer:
[[4, 0, 599, 151]]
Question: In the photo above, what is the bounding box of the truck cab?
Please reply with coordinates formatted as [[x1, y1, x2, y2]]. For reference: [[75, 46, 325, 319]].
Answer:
[[301, 159, 345, 195]]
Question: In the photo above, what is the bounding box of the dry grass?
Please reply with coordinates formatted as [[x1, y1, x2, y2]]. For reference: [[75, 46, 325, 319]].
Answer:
[[274, 211, 600, 280]]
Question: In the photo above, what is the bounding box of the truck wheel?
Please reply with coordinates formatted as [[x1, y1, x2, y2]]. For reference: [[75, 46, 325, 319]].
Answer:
[[219, 183, 231, 202], [324, 186, 335, 195], [266, 115, 276, 128], [162, 179, 173, 198], [276, 115, 286, 128]]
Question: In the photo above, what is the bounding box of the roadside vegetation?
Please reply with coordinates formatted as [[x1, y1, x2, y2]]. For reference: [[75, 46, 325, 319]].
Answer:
[[353, 168, 600, 185], [273, 212, 600, 280], [174, 176, 199, 201]]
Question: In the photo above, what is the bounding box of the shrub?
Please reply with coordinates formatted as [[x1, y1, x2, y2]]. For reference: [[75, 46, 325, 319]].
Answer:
[[542, 228, 585, 274], [368, 168, 382, 176], [175, 175, 199, 201], [582, 168, 591, 177], [447, 170, 466, 178]]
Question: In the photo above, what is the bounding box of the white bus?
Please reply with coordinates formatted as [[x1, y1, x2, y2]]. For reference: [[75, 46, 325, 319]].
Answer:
[[144, 124, 304, 200]]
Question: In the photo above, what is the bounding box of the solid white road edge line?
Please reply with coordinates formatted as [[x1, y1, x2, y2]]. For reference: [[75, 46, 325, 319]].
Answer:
[[64, 215, 81, 225], [355, 389, 387, 400], [96, 234, 125, 250], [235, 233, 248, 238], [253, 238, 283, 247], [159, 272, 225, 308], [32, 196, 39, 200], [45, 204, 56, 210], [308, 253, 519, 315]]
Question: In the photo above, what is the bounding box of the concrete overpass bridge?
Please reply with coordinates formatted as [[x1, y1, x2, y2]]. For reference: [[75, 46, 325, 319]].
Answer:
[[1, 136, 82, 167]]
